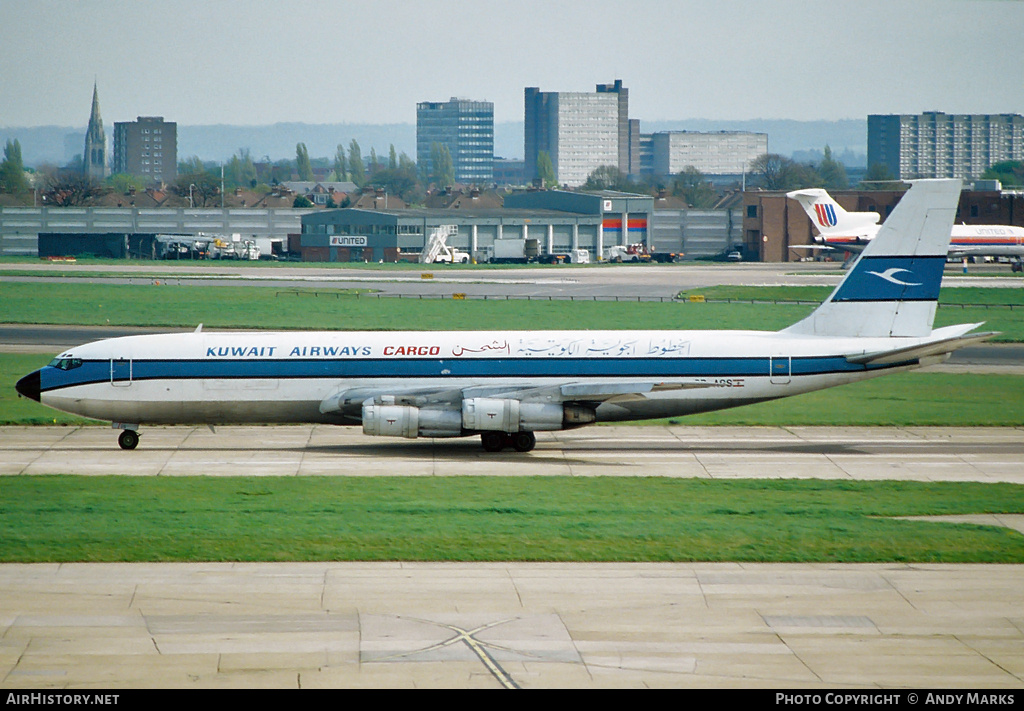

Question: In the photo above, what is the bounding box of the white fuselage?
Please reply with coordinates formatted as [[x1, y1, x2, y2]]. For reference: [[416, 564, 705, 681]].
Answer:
[[819, 223, 1024, 258], [37, 328, 929, 428]]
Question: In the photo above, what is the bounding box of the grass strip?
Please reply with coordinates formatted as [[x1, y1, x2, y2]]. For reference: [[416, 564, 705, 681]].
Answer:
[[2, 477, 1022, 563], [2, 281, 1023, 339]]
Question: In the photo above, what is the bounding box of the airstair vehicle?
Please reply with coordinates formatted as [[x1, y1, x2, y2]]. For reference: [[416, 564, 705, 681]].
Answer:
[[418, 225, 469, 264]]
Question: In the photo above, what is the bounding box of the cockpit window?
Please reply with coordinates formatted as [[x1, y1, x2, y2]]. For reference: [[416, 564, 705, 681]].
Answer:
[[48, 357, 83, 371]]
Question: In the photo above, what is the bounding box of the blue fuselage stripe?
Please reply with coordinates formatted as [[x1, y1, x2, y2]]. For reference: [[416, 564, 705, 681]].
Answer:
[[37, 355, 896, 392]]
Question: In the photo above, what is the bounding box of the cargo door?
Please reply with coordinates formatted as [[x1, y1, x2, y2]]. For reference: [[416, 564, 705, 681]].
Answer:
[[110, 358, 132, 387], [770, 356, 791, 385]]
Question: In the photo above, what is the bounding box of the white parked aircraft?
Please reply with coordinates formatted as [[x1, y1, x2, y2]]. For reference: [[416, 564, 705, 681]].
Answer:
[[787, 187, 1024, 270], [16, 180, 994, 453]]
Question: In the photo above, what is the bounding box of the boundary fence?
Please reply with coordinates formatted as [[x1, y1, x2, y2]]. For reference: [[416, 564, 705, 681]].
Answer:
[[271, 290, 1020, 309]]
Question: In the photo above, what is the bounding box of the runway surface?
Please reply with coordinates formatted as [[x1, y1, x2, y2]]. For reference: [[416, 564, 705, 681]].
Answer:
[[3, 424, 1024, 486]]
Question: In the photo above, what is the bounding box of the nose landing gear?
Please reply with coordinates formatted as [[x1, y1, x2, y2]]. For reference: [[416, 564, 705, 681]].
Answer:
[[117, 428, 140, 450]]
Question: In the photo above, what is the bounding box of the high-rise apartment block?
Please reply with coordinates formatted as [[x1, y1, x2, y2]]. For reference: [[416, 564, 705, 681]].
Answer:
[[651, 131, 767, 176], [525, 80, 636, 187], [868, 112, 1024, 180], [113, 116, 177, 185], [416, 98, 494, 184]]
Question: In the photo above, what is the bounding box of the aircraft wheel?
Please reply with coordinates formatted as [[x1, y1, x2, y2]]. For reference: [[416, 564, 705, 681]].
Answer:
[[511, 431, 536, 453], [118, 429, 140, 450], [481, 432, 506, 452]]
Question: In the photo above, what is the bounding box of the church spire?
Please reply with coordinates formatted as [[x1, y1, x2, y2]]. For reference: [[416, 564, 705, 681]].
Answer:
[[84, 82, 108, 180]]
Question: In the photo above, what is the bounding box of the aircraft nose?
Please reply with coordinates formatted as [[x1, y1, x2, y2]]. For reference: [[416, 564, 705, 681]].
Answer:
[[15, 370, 41, 402]]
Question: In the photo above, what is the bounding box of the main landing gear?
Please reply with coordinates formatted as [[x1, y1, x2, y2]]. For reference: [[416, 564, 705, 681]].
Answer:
[[117, 429, 140, 450], [480, 431, 536, 453]]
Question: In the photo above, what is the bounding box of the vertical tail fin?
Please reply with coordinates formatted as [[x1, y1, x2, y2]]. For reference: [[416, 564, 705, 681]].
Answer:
[[783, 179, 961, 338], [787, 188, 881, 237]]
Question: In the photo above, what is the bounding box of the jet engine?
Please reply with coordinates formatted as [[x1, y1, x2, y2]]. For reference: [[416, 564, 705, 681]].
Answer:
[[461, 398, 595, 432], [360, 399, 596, 439], [361, 404, 463, 439]]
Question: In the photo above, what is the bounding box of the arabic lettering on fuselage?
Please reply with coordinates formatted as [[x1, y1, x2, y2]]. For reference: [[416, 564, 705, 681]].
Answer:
[[516, 337, 688, 357], [647, 339, 690, 356], [451, 340, 510, 357]]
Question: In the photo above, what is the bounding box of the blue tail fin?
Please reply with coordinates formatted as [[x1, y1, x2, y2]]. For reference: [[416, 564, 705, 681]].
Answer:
[[783, 179, 961, 338]]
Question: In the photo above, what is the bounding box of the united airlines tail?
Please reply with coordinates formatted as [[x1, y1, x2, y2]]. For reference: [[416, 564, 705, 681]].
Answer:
[[784, 179, 960, 338], [787, 188, 881, 238]]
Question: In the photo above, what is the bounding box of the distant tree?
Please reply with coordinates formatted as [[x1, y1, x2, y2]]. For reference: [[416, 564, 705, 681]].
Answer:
[[0, 139, 30, 194], [399, 152, 416, 173], [430, 142, 454, 187], [787, 161, 823, 190], [368, 147, 380, 176], [389, 144, 398, 171], [750, 153, 824, 191], [178, 155, 209, 178], [38, 167, 108, 206], [333, 144, 348, 181], [673, 166, 716, 208], [369, 150, 421, 203], [293, 195, 314, 208], [583, 165, 631, 191], [859, 163, 901, 190], [224, 149, 257, 189], [536, 151, 557, 189], [107, 173, 147, 194], [62, 153, 85, 175], [982, 160, 1024, 187], [173, 162, 220, 207], [817, 145, 849, 190], [295, 143, 313, 181], [269, 159, 292, 185], [750, 153, 792, 190], [348, 140, 365, 187]]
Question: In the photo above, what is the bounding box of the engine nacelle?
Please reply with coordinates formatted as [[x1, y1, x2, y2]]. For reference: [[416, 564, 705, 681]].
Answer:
[[461, 398, 595, 432], [361, 404, 462, 439]]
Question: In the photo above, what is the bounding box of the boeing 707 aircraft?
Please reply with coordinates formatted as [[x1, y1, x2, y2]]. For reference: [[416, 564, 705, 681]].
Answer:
[[788, 187, 1024, 270], [16, 179, 994, 452]]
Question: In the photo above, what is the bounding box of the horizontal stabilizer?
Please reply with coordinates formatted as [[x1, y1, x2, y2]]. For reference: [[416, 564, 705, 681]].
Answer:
[[844, 328, 997, 366]]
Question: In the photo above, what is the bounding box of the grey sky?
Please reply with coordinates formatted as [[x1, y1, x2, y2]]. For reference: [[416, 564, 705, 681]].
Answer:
[[1, 0, 1022, 128]]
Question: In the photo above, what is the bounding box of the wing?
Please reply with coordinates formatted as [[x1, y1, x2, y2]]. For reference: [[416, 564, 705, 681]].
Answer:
[[318, 379, 716, 422]]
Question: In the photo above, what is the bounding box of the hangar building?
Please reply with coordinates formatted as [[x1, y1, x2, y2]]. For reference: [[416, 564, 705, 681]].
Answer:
[[297, 190, 655, 262]]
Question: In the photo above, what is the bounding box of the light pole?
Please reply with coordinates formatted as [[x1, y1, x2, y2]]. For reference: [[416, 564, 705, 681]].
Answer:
[[188, 183, 196, 208]]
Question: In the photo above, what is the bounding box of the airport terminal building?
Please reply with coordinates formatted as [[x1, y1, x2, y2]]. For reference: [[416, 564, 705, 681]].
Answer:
[[296, 190, 655, 262], [0, 191, 740, 262]]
